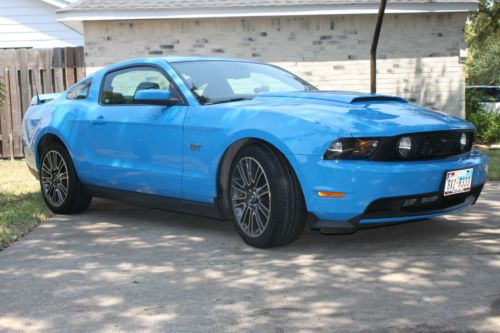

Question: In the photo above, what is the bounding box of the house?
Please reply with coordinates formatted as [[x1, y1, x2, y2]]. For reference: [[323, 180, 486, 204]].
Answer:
[[56, 0, 478, 118], [0, 0, 83, 48]]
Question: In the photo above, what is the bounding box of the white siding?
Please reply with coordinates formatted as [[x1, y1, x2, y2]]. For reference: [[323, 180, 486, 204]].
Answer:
[[0, 0, 83, 48]]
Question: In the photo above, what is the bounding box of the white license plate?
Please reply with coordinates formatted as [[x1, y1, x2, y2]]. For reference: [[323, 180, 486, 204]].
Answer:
[[444, 168, 473, 196]]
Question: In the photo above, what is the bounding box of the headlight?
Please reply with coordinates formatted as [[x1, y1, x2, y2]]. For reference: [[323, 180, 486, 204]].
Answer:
[[460, 133, 468, 152], [324, 138, 379, 160], [327, 139, 343, 155], [398, 136, 412, 158]]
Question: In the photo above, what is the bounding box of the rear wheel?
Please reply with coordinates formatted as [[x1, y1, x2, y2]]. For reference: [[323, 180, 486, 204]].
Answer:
[[229, 144, 306, 248], [39, 142, 92, 214]]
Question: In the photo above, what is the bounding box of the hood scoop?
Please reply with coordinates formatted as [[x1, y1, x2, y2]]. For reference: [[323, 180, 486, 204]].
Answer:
[[349, 95, 408, 104], [258, 91, 408, 104]]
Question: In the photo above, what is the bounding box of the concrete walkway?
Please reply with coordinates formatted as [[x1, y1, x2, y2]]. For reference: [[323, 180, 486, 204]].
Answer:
[[0, 183, 499, 333]]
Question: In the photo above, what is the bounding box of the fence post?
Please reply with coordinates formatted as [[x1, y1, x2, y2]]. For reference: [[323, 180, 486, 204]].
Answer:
[[0, 52, 12, 159], [6, 51, 23, 158]]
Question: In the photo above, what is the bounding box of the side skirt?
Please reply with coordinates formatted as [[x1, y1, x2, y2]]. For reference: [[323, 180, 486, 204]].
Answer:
[[84, 185, 222, 220]]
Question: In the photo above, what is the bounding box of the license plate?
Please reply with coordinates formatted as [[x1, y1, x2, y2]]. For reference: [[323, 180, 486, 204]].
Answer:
[[444, 168, 473, 196]]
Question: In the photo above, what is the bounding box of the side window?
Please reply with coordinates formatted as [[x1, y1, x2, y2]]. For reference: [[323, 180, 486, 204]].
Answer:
[[66, 79, 92, 100], [100, 66, 176, 105]]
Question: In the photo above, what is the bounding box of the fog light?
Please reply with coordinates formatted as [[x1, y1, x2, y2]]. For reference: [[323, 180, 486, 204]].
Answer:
[[421, 196, 439, 204], [460, 133, 468, 152], [403, 198, 417, 207], [398, 136, 412, 158]]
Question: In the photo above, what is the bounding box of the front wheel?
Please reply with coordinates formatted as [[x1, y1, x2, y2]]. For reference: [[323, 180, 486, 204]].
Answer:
[[229, 144, 306, 248], [39, 142, 92, 214]]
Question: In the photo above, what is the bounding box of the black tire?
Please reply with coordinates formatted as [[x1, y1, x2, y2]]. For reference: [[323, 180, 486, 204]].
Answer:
[[39, 142, 92, 214], [228, 144, 306, 248]]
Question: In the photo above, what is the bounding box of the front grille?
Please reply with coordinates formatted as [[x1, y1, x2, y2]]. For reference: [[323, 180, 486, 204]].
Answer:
[[372, 130, 474, 161], [412, 131, 471, 159]]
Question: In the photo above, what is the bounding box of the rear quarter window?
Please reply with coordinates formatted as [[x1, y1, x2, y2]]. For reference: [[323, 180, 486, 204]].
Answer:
[[66, 79, 92, 100]]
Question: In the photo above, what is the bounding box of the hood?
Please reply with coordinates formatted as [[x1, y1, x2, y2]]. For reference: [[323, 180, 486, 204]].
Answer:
[[222, 91, 473, 137]]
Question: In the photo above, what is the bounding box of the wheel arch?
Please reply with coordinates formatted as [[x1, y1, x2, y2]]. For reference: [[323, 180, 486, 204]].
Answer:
[[35, 132, 68, 169], [215, 137, 306, 220]]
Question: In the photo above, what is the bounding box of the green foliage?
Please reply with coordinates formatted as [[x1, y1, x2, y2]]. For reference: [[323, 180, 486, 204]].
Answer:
[[466, 42, 500, 86], [467, 111, 500, 144], [466, 0, 499, 49], [466, 89, 500, 143], [465, 0, 500, 86], [464, 0, 500, 144]]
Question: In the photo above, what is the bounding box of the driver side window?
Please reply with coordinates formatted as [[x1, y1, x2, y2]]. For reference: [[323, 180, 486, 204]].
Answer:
[[100, 66, 177, 105]]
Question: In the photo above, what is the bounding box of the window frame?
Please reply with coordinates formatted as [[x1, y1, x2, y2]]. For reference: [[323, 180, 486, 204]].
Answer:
[[66, 78, 93, 100], [98, 64, 187, 106]]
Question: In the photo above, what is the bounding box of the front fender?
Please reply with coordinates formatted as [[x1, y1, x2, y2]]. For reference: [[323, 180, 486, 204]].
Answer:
[[209, 132, 316, 216], [182, 105, 340, 203]]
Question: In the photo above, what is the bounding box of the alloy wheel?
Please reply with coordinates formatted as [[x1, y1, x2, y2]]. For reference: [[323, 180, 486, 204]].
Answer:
[[231, 157, 271, 238], [41, 150, 69, 207]]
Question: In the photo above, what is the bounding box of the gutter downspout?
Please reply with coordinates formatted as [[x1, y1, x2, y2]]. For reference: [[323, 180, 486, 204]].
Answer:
[[370, 0, 388, 94]]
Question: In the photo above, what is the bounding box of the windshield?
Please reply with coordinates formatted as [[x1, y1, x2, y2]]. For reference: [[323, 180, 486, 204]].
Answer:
[[170, 60, 317, 105]]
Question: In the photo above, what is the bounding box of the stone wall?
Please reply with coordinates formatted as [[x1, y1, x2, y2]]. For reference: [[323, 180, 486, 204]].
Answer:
[[84, 13, 468, 117]]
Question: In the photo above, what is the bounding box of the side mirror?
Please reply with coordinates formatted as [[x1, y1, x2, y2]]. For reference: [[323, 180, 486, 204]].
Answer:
[[133, 89, 179, 106]]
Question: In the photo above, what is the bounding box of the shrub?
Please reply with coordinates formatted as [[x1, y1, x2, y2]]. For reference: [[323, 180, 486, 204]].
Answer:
[[466, 89, 500, 144]]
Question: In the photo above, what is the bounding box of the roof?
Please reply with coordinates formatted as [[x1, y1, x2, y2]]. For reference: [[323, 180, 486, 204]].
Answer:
[[163, 56, 256, 63], [56, 0, 478, 34], [88, 56, 262, 77], [60, 0, 478, 12], [97, 56, 260, 70]]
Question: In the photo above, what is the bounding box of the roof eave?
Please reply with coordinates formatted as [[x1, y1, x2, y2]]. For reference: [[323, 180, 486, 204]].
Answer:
[[57, 3, 478, 34], [41, 0, 70, 8]]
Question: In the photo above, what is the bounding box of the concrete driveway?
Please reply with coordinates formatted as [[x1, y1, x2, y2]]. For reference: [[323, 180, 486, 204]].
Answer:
[[0, 183, 499, 333]]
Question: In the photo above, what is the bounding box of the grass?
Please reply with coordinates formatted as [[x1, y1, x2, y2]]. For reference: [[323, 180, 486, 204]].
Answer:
[[482, 149, 500, 181], [0, 160, 51, 250]]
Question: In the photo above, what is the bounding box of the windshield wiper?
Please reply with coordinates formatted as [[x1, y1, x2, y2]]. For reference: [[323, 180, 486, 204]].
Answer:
[[207, 96, 254, 105]]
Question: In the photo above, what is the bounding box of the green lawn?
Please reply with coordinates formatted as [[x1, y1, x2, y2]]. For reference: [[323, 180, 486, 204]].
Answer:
[[0, 160, 51, 250], [482, 149, 500, 181]]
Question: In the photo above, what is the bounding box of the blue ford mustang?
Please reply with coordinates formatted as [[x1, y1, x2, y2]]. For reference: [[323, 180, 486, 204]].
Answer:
[[22, 57, 489, 248]]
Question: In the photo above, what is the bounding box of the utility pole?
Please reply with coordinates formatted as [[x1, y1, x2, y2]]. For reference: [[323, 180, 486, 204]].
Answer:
[[370, 0, 388, 94]]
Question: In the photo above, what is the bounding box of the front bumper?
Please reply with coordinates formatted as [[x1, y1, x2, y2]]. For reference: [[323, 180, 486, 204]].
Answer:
[[294, 149, 489, 232], [308, 184, 483, 233]]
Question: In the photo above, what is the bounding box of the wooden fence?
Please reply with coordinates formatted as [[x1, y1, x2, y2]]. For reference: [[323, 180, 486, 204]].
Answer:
[[0, 47, 85, 159]]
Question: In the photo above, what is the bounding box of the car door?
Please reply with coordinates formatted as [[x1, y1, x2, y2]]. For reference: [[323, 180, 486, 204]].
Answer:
[[83, 65, 187, 198]]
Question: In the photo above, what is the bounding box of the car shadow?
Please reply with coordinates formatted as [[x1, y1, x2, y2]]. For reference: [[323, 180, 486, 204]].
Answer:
[[81, 181, 500, 258]]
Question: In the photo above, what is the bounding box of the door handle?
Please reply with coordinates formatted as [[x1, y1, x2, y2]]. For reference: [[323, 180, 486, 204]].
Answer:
[[91, 116, 106, 125]]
